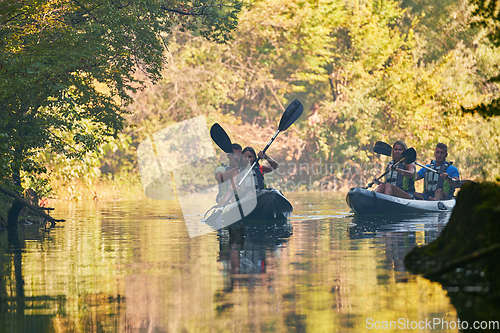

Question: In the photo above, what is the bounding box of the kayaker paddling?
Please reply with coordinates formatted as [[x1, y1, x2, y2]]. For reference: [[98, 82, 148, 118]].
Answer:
[[373, 140, 416, 199], [413, 143, 460, 201], [240, 146, 279, 192], [214, 143, 244, 204], [205, 100, 302, 228]]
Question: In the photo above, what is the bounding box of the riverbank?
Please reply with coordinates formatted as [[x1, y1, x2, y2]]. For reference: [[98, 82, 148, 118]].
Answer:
[[405, 181, 500, 326]]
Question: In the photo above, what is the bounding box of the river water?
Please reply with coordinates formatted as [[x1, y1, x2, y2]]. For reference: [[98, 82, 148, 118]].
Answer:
[[1, 192, 461, 332]]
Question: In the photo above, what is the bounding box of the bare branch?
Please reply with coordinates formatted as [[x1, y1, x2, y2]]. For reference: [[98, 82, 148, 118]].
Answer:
[[160, 2, 241, 16], [72, 0, 99, 21], [160, 5, 204, 16]]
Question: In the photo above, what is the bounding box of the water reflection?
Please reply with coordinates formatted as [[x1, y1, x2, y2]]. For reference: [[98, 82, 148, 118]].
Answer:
[[0, 194, 464, 332], [1, 226, 59, 333], [217, 220, 293, 293], [347, 213, 449, 277], [347, 213, 450, 239]]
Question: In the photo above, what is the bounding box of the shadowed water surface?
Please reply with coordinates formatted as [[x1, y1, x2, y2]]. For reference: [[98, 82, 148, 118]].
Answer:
[[1, 192, 462, 332]]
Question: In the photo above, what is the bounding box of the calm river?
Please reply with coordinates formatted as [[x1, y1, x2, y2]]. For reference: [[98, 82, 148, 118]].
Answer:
[[1, 192, 460, 332]]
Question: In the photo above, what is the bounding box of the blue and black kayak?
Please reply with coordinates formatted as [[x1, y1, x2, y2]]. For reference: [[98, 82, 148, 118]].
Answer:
[[346, 187, 456, 215]]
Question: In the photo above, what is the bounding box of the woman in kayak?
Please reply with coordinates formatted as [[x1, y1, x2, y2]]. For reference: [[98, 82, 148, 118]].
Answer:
[[240, 147, 279, 191], [374, 140, 415, 199]]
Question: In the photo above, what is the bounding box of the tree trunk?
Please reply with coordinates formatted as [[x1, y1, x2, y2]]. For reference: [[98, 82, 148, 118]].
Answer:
[[7, 200, 24, 228], [8, 151, 24, 228]]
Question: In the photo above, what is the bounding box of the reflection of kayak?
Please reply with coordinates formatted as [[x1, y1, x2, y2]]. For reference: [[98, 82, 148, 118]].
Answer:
[[215, 188, 293, 224], [346, 187, 456, 215], [347, 213, 450, 239]]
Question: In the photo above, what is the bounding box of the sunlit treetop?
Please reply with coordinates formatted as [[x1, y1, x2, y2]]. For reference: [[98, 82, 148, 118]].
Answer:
[[463, 0, 500, 116], [0, 0, 242, 185]]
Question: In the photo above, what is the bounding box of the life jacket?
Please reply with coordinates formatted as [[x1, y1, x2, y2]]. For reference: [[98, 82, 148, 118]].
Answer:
[[243, 165, 265, 191], [424, 161, 453, 195], [385, 161, 415, 192], [255, 165, 266, 190]]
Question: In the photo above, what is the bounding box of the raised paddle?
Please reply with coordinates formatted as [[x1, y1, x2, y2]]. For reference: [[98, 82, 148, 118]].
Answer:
[[210, 123, 234, 154], [204, 99, 304, 228], [373, 141, 392, 157], [365, 148, 417, 189], [237, 99, 303, 186], [208, 123, 245, 226]]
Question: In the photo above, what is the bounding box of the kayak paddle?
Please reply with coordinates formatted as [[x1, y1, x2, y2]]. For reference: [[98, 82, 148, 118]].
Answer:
[[415, 161, 473, 188], [373, 141, 392, 157], [204, 99, 303, 228], [366, 147, 417, 189], [210, 123, 235, 154], [206, 123, 245, 228], [373, 141, 474, 188], [237, 99, 303, 187]]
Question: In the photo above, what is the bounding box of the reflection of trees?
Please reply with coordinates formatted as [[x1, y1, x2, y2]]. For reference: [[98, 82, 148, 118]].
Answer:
[[0, 228, 27, 318], [0, 198, 461, 332], [0, 232, 8, 316], [9, 228, 25, 316], [0, 203, 130, 332], [1, 227, 56, 331]]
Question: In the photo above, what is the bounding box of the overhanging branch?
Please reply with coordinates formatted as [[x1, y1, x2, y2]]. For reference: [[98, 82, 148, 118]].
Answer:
[[0, 186, 65, 227], [160, 2, 241, 16], [160, 5, 205, 16]]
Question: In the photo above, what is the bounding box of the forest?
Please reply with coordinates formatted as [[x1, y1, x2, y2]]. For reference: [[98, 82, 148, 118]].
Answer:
[[1, 0, 500, 202]]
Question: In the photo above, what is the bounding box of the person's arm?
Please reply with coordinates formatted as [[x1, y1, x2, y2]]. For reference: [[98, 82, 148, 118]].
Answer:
[[215, 166, 225, 183], [415, 167, 426, 181], [258, 151, 279, 174], [216, 167, 240, 183], [442, 166, 460, 188], [396, 163, 415, 178]]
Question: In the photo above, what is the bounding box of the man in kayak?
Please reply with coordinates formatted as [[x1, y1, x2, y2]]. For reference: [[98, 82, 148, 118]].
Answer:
[[240, 146, 279, 192], [215, 143, 243, 203], [373, 140, 415, 199], [413, 143, 460, 200]]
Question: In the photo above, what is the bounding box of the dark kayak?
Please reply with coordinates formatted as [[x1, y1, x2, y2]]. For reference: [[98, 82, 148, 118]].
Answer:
[[228, 188, 292, 221], [204, 188, 293, 229], [346, 187, 456, 215]]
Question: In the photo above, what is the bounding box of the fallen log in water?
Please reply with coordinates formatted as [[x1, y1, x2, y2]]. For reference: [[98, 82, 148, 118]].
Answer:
[[0, 186, 65, 227]]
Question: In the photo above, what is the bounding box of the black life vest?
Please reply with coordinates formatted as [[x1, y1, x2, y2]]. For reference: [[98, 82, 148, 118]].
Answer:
[[385, 161, 415, 192], [242, 165, 265, 191], [424, 161, 453, 195]]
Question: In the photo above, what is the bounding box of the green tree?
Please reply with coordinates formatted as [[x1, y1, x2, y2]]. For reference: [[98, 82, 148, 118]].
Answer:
[[0, 0, 241, 185], [0, 0, 241, 223], [117, 0, 500, 187], [461, 0, 500, 116]]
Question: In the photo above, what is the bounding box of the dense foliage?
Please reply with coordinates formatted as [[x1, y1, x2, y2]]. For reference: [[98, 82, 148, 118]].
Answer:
[[123, 0, 500, 191], [463, 0, 500, 116], [3, 0, 499, 199], [0, 0, 242, 194]]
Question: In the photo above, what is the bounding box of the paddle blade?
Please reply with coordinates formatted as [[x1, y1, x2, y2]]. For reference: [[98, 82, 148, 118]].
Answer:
[[278, 99, 303, 131], [373, 141, 392, 156], [402, 148, 417, 164], [210, 123, 233, 153], [204, 209, 223, 229]]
